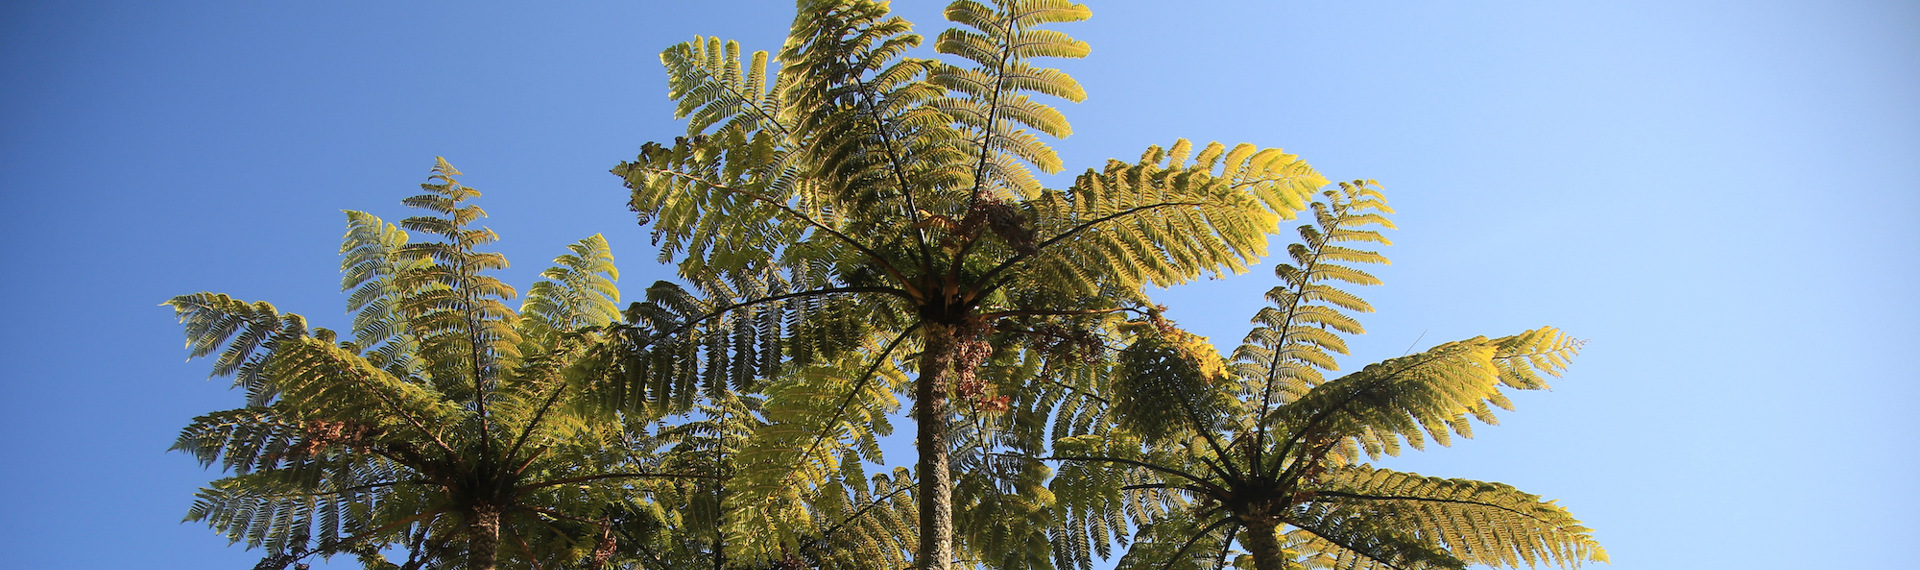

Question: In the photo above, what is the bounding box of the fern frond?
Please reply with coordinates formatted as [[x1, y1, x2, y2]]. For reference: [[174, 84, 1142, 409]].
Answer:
[[1274, 327, 1575, 460], [165, 293, 312, 406], [171, 408, 303, 475], [1283, 502, 1466, 570], [731, 335, 909, 548], [933, 0, 1091, 199], [1234, 182, 1393, 431], [1003, 141, 1305, 298], [521, 233, 621, 340], [173, 159, 667, 570], [1304, 465, 1608, 569], [264, 338, 466, 445], [1110, 334, 1236, 444], [340, 210, 426, 375]]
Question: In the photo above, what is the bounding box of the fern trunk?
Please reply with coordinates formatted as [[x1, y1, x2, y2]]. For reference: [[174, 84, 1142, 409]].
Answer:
[[914, 322, 959, 570], [469, 504, 501, 570], [1240, 519, 1291, 570]]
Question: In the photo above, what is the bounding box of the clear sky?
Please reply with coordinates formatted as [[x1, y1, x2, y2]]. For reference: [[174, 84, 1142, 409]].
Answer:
[[1, 1, 1914, 568]]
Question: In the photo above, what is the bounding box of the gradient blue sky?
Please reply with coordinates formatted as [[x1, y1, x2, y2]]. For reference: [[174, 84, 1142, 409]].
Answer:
[[2, 1, 1914, 568]]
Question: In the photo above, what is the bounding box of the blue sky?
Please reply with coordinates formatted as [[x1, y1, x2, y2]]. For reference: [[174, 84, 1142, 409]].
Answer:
[[1, 1, 1914, 568]]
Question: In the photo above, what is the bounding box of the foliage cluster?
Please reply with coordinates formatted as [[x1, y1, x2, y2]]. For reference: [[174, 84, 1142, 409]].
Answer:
[[166, 2, 1606, 570]]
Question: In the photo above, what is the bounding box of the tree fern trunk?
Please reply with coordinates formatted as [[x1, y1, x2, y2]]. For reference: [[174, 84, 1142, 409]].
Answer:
[[1240, 519, 1291, 570], [915, 323, 957, 570], [470, 504, 501, 570]]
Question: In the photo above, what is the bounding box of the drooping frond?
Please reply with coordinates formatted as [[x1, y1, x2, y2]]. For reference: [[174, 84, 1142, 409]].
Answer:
[[804, 465, 919, 569], [184, 461, 418, 555], [1302, 465, 1608, 569], [1283, 501, 1467, 570], [1046, 428, 1186, 570], [730, 332, 909, 551], [1110, 333, 1236, 444], [1112, 514, 1238, 570], [953, 451, 1058, 570], [573, 272, 896, 420], [165, 293, 312, 406]]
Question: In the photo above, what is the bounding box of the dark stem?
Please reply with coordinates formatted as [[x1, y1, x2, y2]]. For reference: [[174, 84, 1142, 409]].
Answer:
[[1238, 518, 1291, 570], [468, 503, 501, 570], [915, 322, 958, 570]]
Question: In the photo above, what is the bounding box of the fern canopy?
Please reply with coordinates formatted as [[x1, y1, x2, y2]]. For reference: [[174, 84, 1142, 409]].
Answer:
[[1038, 185, 1606, 570], [167, 160, 675, 570], [610, 2, 1326, 567]]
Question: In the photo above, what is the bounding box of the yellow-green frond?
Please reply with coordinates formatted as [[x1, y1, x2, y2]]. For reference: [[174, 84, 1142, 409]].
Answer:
[[1233, 184, 1393, 410], [1276, 327, 1575, 460], [1305, 465, 1607, 569]]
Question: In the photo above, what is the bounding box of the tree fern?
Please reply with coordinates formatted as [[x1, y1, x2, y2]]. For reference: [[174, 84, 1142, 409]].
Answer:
[[167, 159, 682, 570], [610, 4, 1326, 568], [1032, 185, 1605, 570]]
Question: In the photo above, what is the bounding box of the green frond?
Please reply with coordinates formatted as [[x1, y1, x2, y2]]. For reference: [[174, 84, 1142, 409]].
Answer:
[[1113, 515, 1237, 570], [172, 408, 302, 474], [1491, 327, 1582, 390], [1303, 465, 1607, 569], [339, 210, 426, 375], [1283, 503, 1467, 570], [1274, 327, 1573, 460], [183, 447, 420, 557], [805, 466, 919, 569], [1008, 143, 1291, 298], [165, 292, 313, 406], [521, 233, 621, 340], [1232, 184, 1392, 424], [265, 337, 466, 436], [172, 158, 665, 570], [1111, 334, 1236, 444], [731, 341, 908, 546], [931, 0, 1090, 197]]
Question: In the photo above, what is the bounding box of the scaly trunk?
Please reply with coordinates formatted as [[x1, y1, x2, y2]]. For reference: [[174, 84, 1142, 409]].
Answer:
[[914, 322, 958, 570], [469, 503, 501, 570], [1240, 518, 1292, 570]]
